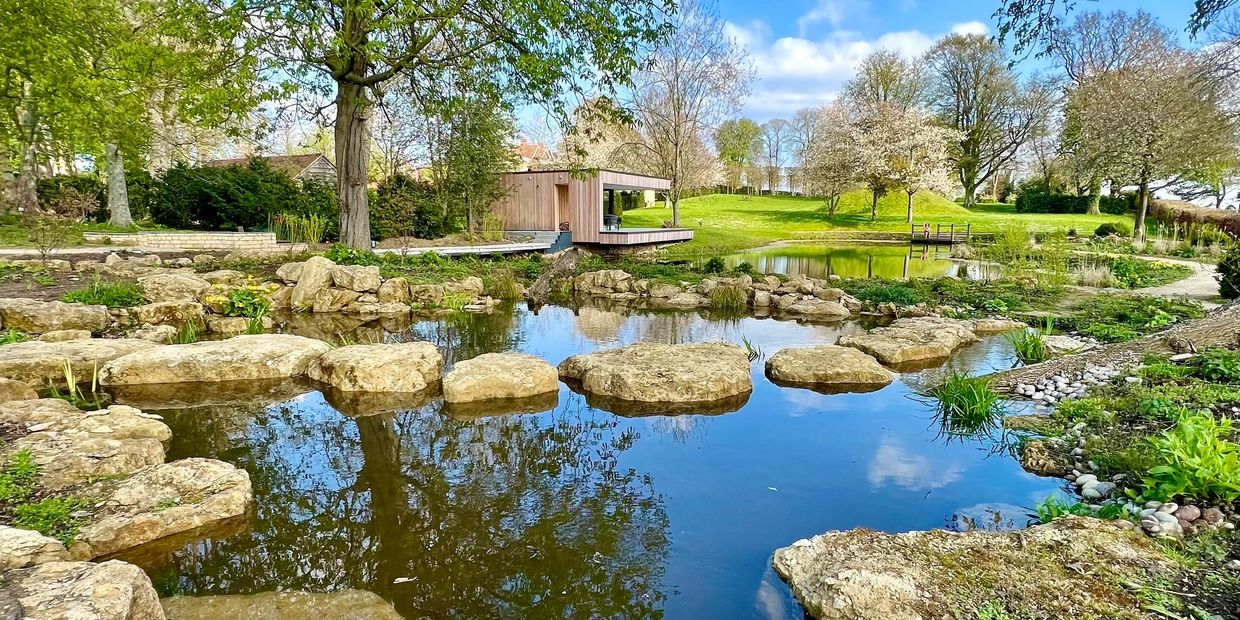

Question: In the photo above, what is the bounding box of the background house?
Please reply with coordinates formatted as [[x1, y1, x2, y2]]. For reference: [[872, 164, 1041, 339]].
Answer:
[[203, 154, 336, 183]]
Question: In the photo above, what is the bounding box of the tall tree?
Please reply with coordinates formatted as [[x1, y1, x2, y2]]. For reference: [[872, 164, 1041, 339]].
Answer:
[[628, 0, 751, 225], [1066, 50, 1236, 240], [232, 0, 670, 248], [789, 107, 823, 193], [925, 33, 1050, 209], [713, 118, 761, 193], [801, 102, 860, 218], [889, 109, 958, 223], [759, 119, 790, 193], [842, 49, 927, 117]]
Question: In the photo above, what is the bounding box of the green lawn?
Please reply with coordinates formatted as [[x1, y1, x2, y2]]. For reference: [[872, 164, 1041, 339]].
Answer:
[[622, 192, 1130, 254], [0, 214, 173, 247]]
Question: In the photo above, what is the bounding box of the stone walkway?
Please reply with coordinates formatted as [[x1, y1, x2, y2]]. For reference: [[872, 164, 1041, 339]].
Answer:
[[1075, 251, 1220, 303]]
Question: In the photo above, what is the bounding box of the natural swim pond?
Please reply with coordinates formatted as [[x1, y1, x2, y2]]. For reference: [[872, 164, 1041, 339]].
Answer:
[[721, 242, 1000, 280], [110, 303, 1066, 619]]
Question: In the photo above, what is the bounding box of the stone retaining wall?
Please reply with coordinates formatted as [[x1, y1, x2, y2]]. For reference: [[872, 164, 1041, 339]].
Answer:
[[83, 231, 304, 253]]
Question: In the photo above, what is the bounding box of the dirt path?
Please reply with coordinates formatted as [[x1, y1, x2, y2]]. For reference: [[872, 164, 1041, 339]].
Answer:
[[985, 300, 1240, 389], [1076, 251, 1219, 302]]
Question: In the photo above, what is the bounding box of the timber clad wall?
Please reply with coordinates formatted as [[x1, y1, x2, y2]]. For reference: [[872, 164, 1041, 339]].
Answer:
[[491, 170, 672, 244]]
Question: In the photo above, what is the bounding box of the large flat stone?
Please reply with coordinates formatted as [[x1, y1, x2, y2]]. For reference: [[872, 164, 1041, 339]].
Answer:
[[307, 342, 442, 393], [0, 338, 158, 387], [0, 526, 68, 570], [837, 317, 980, 365], [773, 517, 1171, 620], [765, 345, 894, 392], [559, 342, 752, 404], [70, 458, 252, 560], [161, 590, 402, 620], [443, 353, 558, 403], [0, 298, 109, 334], [99, 335, 329, 385], [0, 560, 163, 619]]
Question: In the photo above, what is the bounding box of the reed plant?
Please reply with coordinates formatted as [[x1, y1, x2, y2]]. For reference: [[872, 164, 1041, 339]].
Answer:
[[931, 371, 1005, 437]]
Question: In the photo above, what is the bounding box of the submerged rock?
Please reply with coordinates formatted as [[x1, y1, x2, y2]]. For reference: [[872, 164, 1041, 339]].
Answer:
[[70, 458, 252, 560], [0, 526, 69, 570], [0, 298, 109, 334], [765, 346, 894, 392], [837, 317, 980, 365], [558, 342, 751, 404], [773, 517, 1171, 620], [1021, 439, 1072, 477], [161, 590, 402, 620], [99, 335, 329, 385], [443, 353, 559, 403], [0, 399, 170, 491], [307, 342, 442, 393], [0, 560, 163, 620], [0, 338, 158, 387]]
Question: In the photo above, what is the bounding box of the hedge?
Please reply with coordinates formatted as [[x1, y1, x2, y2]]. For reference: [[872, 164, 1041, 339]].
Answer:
[[1015, 192, 1132, 215]]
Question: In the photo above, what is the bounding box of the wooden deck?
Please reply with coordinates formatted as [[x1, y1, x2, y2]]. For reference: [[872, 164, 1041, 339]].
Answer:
[[595, 228, 694, 246]]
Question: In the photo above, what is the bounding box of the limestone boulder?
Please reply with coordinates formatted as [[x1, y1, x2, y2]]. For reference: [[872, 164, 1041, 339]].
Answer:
[[311, 288, 361, 313], [37, 329, 93, 342], [1043, 334, 1096, 356], [275, 261, 304, 284], [969, 318, 1028, 335], [70, 458, 252, 560], [138, 272, 212, 303], [131, 324, 179, 344], [98, 335, 329, 385], [289, 256, 336, 309], [0, 526, 69, 570], [649, 282, 682, 298], [377, 277, 411, 303], [443, 353, 559, 403], [772, 517, 1169, 620], [444, 276, 485, 296], [161, 590, 402, 620], [837, 317, 980, 365], [0, 338, 157, 387], [308, 342, 442, 393], [0, 378, 36, 403], [0, 560, 163, 620], [785, 298, 852, 319], [1, 399, 171, 490], [765, 346, 894, 392], [331, 264, 381, 293], [0, 298, 109, 334], [128, 301, 205, 328], [409, 284, 445, 306], [559, 342, 752, 404], [199, 269, 247, 286], [205, 315, 272, 335]]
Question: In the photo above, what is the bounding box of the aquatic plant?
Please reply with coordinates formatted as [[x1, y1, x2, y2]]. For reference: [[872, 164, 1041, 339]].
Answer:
[[1006, 330, 1048, 366], [244, 310, 268, 335], [172, 321, 201, 345], [48, 359, 104, 410], [440, 292, 473, 311], [740, 335, 763, 363], [707, 285, 747, 313], [482, 271, 522, 300], [931, 372, 1005, 437]]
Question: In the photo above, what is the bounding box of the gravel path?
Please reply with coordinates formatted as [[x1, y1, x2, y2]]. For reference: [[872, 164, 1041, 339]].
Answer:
[[1077, 251, 1219, 303]]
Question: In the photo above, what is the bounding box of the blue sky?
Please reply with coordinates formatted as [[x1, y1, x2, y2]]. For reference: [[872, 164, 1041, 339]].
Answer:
[[723, 0, 1201, 121]]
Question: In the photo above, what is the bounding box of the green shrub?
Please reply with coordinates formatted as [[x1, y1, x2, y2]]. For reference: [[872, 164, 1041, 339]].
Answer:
[[14, 497, 87, 545], [1141, 413, 1240, 503], [0, 328, 26, 345], [153, 159, 336, 232], [843, 280, 924, 305], [1006, 330, 1048, 365], [734, 261, 755, 275], [61, 280, 145, 308], [1054, 398, 1113, 426], [1015, 193, 1131, 214], [1195, 348, 1240, 383], [1095, 222, 1133, 238], [1065, 295, 1202, 343], [0, 451, 37, 503], [370, 173, 451, 240], [702, 256, 726, 274], [1220, 244, 1240, 300]]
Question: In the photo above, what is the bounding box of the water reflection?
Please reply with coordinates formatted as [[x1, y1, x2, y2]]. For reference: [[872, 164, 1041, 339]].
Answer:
[[721, 242, 1000, 280], [148, 396, 671, 619]]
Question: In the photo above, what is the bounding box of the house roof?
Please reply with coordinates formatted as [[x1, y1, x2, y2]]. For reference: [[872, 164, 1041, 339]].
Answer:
[[513, 140, 550, 161], [202, 154, 333, 177]]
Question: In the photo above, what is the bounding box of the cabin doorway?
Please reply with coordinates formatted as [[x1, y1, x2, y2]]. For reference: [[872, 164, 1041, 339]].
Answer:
[[555, 184, 569, 230]]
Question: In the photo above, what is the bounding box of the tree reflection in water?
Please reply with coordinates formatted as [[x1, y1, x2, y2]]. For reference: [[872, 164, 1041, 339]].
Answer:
[[150, 395, 671, 619]]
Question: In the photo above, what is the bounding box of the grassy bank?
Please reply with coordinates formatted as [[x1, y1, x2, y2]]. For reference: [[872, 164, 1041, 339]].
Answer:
[[621, 193, 1130, 255]]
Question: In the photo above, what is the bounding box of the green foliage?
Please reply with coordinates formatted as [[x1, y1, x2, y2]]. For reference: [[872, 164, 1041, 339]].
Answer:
[[1142, 413, 1240, 503], [931, 372, 1005, 437], [734, 261, 755, 275], [1054, 398, 1114, 426], [1065, 295, 1203, 343], [1137, 397, 1191, 421], [482, 271, 522, 300], [1219, 244, 1240, 299], [0, 328, 27, 345], [1094, 222, 1133, 238], [702, 256, 726, 274], [1007, 329, 1048, 365], [370, 174, 451, 240], [244, 314, 267, 335], [707, 285, 747, 313], [14, 497, 87, 545], [440, 292, 473, 311], [273, 212, 330, 247], [172, 321, 201, 344], [1195, 348, 1240, 383], [1139, 362, 1193, 383], [841, 280, 925, 305], [0, 451, 38, 504], [60, 279, 145, 308], [226, 286, 272, 318], [1032, 496, 1096, 524], [153, 159, 338, 232], [1015, 193, 1132, 215], [1105, 256, 1192, 289]]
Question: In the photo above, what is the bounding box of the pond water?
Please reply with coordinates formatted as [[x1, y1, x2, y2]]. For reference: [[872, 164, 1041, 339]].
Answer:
[[722, 242, 1000, 280], [113, 304, 1066, 619]]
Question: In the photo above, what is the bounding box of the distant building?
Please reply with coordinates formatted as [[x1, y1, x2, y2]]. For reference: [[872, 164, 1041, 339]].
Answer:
[[202, 154, 336, 183], [512, 140, 553, 170]]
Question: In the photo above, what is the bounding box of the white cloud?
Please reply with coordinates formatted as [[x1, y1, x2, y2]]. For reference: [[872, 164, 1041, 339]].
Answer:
[[730, 20, 991, 121], [867, 437, 964, 491], [951, 20, 989, 36], [797, 0, 867, 36]]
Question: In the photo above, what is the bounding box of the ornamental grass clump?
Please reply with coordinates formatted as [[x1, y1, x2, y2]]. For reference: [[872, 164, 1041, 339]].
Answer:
[[931, 372, 1005, 437]]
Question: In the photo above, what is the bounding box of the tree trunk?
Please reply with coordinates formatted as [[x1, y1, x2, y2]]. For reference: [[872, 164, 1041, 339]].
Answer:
[[906, 191, 915, 223], [1086, 177, 1102, 215], [961, 169, 978, 209], [870, 188, 879, 221], [335, 81, 373, 249], [1134, 178, 1149, 243], [105, 143, 134, 227], [15, 140, 39, 213], [0, 145, 14, 211]]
